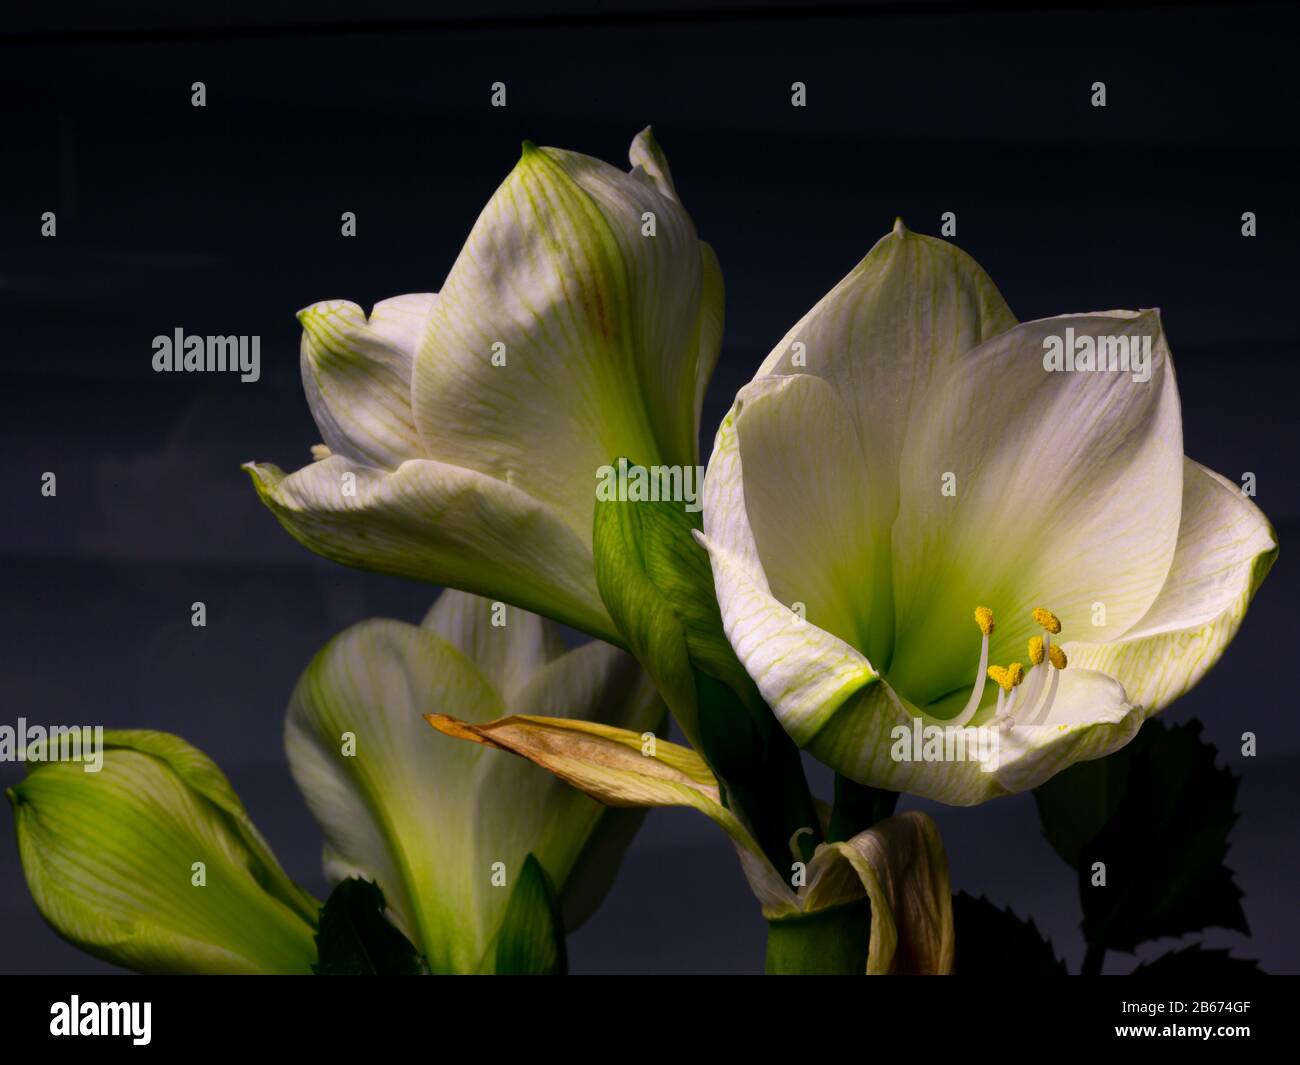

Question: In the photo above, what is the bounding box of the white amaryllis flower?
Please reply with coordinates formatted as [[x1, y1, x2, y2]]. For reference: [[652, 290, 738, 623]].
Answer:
[[286, 590, 664, 973], [698, 222, 1277, 805], [246, 129, 722, 644]]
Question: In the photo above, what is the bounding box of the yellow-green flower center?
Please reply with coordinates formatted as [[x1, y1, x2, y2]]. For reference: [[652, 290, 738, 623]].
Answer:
[[947, 607, 1068, 729]]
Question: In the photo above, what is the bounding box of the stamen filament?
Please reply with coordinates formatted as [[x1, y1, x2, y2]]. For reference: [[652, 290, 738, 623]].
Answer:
[[1017, 631, 1052, 722], [1027, 666, 1061, 726], [951, 607, 994, 728]]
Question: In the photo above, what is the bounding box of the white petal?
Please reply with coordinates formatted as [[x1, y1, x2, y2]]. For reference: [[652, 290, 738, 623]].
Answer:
[[298, 294, 434, 469], [422, 588, 565, 704], [245, 455, 617, 643], [805, 666, 1141, 805], [479, 640, 666, 928], [752, 222, 1015, 567], [628, 125, 679, 202], [1065, 458, 1277, 714], [730, 373, 883, 658], [889, 310, 1184, 706], [409, 139, 717, 555], [285, 618, 504, 972]]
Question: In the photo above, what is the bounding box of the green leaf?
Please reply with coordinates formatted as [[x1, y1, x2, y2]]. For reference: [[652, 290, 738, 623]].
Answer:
[[493, 853, 568, 975], [313, 878, 431, 975], [1069, 720, 1248, 952], [593, 458, 758, 742], [592, 458, 821, 871], [1130, 944, 1264, 977], [952, 892, 1067, 976]]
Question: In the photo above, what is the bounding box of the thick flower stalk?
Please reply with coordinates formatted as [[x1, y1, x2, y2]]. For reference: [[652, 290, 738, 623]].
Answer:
[[698, 221, 1277, 804], [246, 129, 722, 644], [286, 590, 666, 973], [7, 731, 320, 974]]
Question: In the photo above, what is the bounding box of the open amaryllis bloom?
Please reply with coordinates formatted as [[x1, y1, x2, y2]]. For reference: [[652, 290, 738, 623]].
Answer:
[[699, 222, 1277, 805], [246, 128, 722, 644], [287, 590, 664, 973]]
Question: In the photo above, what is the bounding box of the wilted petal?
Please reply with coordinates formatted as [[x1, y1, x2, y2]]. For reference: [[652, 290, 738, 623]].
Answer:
[[803, 811, 955, 974], [425, 713, 768, 863], [477, 640, 666, 930]]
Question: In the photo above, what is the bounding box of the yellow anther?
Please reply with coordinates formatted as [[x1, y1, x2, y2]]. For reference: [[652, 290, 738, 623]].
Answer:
[[1048, 645, 1068, 670], [974, 607, 994, 635], [1028, 635, 1045, 665], [987, 663, 1025, 692], [987, 665, 1012, 692], [1031, 607, 1061, 634]]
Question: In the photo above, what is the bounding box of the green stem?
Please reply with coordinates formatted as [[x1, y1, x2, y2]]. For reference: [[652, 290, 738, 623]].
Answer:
[[827, 775, 899, 843], [765, 899, 873, 974]]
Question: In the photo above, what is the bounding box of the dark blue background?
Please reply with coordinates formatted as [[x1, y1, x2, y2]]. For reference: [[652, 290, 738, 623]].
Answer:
[[2, 1, 1296, 974]]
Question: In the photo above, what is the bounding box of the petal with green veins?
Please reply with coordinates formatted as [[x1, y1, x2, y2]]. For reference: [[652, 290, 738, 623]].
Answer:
[[1064, 458, 1277, 714], [807, 665, 1141, 806], [421, 591, 564, 705], [250, 131, 720, 643], [244, 456, 618, 642], [286, 591, 664, 973], [410, 135, 716, 545], [286, 616, 502, 972], [745, 221, 1016, 665], [8, 731, 319, 974], [888, 309, 1184, 706], [298, 293, 434, 469]]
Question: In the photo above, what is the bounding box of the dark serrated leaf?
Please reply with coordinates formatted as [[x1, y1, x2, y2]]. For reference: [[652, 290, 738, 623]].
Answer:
[[1131, 944, 1264, 977], [1077, 720, 1248, 952], [952, 892, 1067, 975], [1033, 738, 1136, 869]]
